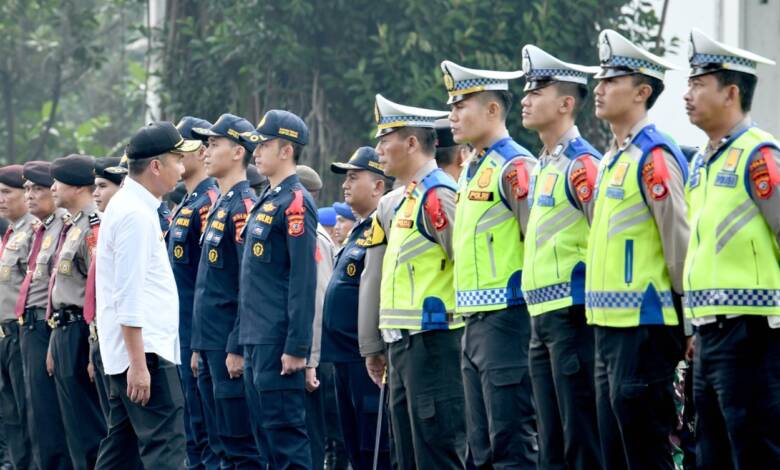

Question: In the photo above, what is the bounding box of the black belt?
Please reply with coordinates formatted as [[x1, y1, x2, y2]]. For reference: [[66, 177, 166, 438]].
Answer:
[[0, 320, 19, 338], [19, 307, 46, 327], [48, 307, 84, 329]]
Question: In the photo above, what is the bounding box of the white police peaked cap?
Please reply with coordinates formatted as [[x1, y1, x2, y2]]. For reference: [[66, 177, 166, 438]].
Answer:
[[374, 94, 449, 138], [522, 45, 600, 92], [595, 29, 680, 81], [688, 28, 775, 77], [440, 60, 524, 104]]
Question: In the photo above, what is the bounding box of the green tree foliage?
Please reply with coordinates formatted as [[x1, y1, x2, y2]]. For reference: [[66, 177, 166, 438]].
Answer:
[[160, 0, 670, 203]]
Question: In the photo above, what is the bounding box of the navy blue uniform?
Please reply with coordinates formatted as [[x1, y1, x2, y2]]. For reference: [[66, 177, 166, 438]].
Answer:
[[168, 177, 219, 469], [239, 174, 317, 470], [191, 180, 262, 468], [322, 215, 390, 470]]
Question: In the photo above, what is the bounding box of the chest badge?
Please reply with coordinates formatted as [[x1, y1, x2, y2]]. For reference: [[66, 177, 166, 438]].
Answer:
[[477, 167, 493, 188], [208, 248, 218, 263], [346, 263, 357, 277], [42, 235, 53, 250], [252, 242, 264, 257], [402, 197, 416, 218], [722, 148, 743, 172], [262, 202, 276, 212], [537, 173, 557, 207], [173, 245, 184, 259], [610, 162, 629, 187], [216, 209, 226, 219]]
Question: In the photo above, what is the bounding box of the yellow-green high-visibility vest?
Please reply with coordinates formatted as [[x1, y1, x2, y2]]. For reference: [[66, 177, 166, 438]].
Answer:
[[453, 138, 532, 314], [684, 126, 780, 317], [523, 137, 601, 316], [379, 168, 462, 331], [586, 124, 688, 327]]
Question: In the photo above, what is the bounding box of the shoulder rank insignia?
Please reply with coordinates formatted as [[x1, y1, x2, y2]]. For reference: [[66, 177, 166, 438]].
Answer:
[[88, 213, 100, 226], [262, 202, 277, 212]]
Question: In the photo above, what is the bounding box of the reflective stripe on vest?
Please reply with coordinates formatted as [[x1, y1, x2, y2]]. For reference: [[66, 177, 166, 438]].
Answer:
[[684, 126, 780, 317], [453, 138, 529, 313], [379, 169, 461, 331], [586, 125, 685, 327]]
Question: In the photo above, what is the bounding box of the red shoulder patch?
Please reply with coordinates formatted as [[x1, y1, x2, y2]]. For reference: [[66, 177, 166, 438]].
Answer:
[[286, 190, 306, 237], [505, 160, 529, 200], [750, 147, 780, 199], [642, 147, 670, 201], [570, 155, 597, 203], [424, 189, 449, 231]]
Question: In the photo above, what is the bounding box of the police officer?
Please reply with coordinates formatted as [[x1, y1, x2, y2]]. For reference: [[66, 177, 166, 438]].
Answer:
[[17, 161, 71, 470], [323, 147, 391, 470], [47, 154, 107, 470], [238, 109, 317, 469], [0, 165, 34, 470], [439, 59, 538, 468], [190, 113, 263, 468], [683, 29, 780, 469], [332, 202, 355, 247], [519, 44, 602, 470], [168, 116, 220, 470], [368, 93, 466, 469], [434, 118, 470, 181], [247, 164, 269, 196], [588, 29, 689, 469], [87, 156, 126, 423]]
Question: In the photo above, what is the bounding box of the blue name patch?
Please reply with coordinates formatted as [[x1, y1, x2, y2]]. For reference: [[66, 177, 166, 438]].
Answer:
[[536, 195, 555, 207], [714, 172, 738, 188], [606, 187, 625, 199]]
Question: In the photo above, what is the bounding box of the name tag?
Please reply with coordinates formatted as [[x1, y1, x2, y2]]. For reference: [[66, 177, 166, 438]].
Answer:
[[211, 221, 225, 231], [537, 195, 555, 207], [606, 187, 625, 199], [714, 172, 738, 188], [175, 218, 190, 227], [468, 191, 493, 201], [255, 213, 273, 224], [396, 219, 413, 229]]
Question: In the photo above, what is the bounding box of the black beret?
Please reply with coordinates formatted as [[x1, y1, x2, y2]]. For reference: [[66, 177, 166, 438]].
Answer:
[[51, 154, 96, 187], [434, 118, 456, 149], [94, 157, 125, 186], [22, 161, 54, 187], [0, 165, 25, 189]]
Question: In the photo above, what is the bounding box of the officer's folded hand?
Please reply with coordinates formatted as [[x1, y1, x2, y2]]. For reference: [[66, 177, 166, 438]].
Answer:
[[226, 353, 244, 379], [87, 359, 95, 383], [127, 362, 151, 406], [305, 367, 320, 392], [365, 354, 387, 388], [280, 353, 306, 375], [190, 351, 200, 378]]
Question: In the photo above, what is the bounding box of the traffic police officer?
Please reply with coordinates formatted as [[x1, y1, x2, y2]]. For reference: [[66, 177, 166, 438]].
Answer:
[[323, 147, 391, 470], [683, 29, 780, 469], [434, 118, 470, 182], [520, 44, 603, 469], [588, 29, 690, 469], [0, 165, 34, 470], [439, 58, 538, 468], [48, 154, 107, 470], [17, 161, 71, 470], [169, 116, 220, 470], [369, 93, 466, 469], [190, 113, 263, 468], [238, 109, 317, 469], [87, 156, 126, 423]]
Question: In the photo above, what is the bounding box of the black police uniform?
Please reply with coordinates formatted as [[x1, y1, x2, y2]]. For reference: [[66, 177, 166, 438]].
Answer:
[[239, 174, 318, 470], [321, 215, 391, 470], [168, 177, 220, 470], [191, 180, 261, 467]]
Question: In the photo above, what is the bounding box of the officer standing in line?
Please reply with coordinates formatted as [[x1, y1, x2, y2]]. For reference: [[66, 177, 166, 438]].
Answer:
[[587, 29, 690, 470], [294, 164, 340, 470], [47, 154, 107, 470], [238, 109, 318, 469], [17, 161, 71, 470], [189, 113, 263, 468], [322, 147, 391, 470], [683, 29, 780, 468], [519, 45, 603, 469], [247, 164, 269, 196], [439, 58, 538, 468], [168, 116, 220, 470], [369, 93, 466, 469], [434, 118, 470, 181], [86, 156, 126, 423], [0, 165, 35, 470], [332, 202, 356, 247]]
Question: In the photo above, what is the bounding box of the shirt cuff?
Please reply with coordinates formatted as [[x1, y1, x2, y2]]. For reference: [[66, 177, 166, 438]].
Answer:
[[359, 338, 385, 358], [283, 339, 310, 359], [116, 314, 144, 328]]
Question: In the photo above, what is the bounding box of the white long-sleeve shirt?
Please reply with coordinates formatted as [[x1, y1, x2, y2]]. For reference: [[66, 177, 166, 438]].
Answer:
[[96, 176, 180, 375]]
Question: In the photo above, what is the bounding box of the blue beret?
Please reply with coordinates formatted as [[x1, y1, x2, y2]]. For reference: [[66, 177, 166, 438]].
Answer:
[[318, 207, 337, 227], [333, 202, 356, 221]]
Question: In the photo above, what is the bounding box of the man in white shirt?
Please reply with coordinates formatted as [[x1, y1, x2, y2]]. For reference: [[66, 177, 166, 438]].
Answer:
[[95, 121, 199, 469]]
